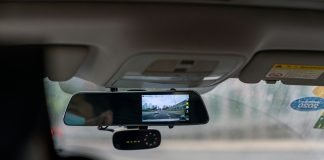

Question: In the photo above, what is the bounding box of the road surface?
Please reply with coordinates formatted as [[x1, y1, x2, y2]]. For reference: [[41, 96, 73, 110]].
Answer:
[[142, 110, 182, 121]]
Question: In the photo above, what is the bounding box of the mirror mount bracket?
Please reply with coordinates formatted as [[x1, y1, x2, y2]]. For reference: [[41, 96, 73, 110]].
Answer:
[[97, 125, 115, 132], [126, 126, 148, 130], [97, 125, 150, 133], [110, 87, 118, 92]]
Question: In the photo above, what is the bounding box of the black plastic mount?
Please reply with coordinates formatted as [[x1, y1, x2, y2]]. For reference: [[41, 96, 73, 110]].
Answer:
[[98, 125, 115, 132], [126, 126, 148, 130], [98, 125, 150, 133], [110, 87, 118, 92]]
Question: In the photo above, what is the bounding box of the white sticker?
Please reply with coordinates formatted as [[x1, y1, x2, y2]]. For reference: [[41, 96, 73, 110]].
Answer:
[[266, 64, 324, 80]]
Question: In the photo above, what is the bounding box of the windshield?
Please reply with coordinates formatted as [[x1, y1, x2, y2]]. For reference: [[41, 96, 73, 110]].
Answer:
[[45, 78, 324, 160]]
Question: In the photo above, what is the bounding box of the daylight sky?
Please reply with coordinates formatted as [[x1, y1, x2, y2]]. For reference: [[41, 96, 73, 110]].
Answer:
[[142, 95, 188, 108]]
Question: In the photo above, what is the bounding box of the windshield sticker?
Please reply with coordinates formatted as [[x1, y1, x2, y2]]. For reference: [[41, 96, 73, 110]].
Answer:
[[314, 112, 324, 129], [290, 97, 324, 111], [266, 64, 324, 79], [313, 86, 324, 98]]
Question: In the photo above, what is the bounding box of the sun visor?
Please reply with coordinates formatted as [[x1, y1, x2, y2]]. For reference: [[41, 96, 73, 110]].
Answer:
[[44, 45, 89, 81], [239, 50, 324, 85], [106, 53, 245, 88]]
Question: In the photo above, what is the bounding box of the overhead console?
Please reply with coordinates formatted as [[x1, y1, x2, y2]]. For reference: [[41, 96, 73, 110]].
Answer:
[[239, 50, 324, 86], [106, 53, 245, 88]]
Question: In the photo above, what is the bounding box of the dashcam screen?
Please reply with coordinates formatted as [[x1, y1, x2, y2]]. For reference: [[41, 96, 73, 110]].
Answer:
[[142, 94, 189, 122]]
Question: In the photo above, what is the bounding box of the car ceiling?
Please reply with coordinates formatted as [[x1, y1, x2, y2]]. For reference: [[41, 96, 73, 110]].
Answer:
[[3, 0, 324, 11], [1, 1, 324, 88]]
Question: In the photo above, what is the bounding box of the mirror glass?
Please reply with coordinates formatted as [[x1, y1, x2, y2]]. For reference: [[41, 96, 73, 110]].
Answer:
[[64, 91, 208, 126]]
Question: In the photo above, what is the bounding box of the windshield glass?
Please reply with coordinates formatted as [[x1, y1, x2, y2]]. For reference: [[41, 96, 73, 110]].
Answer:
[[45, 78, 324, 160]]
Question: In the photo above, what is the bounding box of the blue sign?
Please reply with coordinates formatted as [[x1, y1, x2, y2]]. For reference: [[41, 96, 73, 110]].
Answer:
[[290, 97, 324, 111]]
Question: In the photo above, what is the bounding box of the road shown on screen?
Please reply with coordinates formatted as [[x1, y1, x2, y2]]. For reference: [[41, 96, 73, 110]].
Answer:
[[142, 110, 183, 121]]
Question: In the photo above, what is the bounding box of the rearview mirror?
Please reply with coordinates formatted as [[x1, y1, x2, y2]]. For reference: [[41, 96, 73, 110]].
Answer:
[[63, 91, 208, 126]]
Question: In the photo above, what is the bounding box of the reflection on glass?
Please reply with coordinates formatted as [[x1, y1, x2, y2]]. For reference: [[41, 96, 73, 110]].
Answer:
[[65, 94, 113, 126]]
